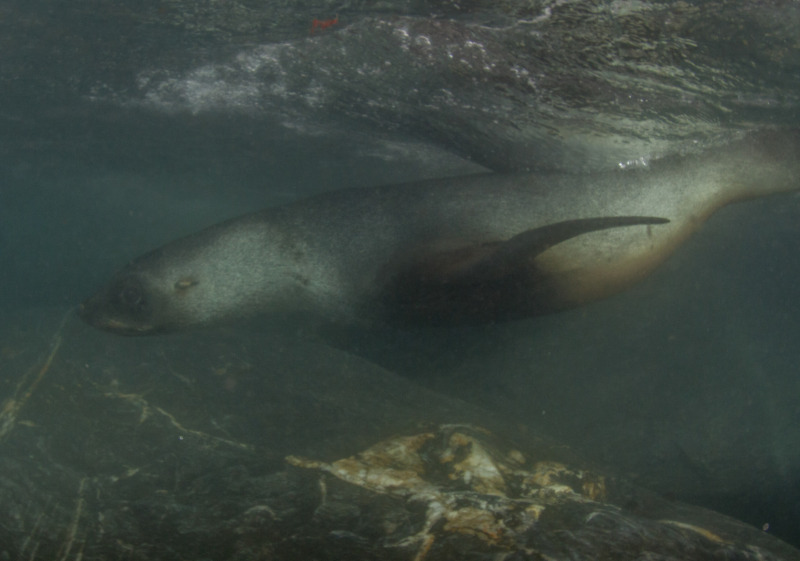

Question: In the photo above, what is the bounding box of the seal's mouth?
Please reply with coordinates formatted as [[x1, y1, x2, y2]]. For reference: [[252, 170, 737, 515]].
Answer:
[[77, 300, 155, 336]]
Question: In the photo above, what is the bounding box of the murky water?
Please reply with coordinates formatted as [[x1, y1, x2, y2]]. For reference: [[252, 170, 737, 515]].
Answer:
[[1, 1, 799, 558]]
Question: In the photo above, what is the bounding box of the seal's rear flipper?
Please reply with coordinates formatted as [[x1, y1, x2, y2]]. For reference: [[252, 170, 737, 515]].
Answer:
[[381, 216, 670, 324]]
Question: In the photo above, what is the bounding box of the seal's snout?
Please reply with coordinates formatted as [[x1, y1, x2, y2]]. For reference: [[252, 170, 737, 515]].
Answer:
[[77, 295, 94, 323], [77, 300, 89, 319], [77, 277, 157, 336], [77, 292, 108, 330]]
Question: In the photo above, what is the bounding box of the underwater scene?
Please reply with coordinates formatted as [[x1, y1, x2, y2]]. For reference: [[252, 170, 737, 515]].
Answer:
[[1, 0, 799, 559]]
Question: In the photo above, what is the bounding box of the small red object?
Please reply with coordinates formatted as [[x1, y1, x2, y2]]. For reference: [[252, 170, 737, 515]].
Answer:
[[311, 15, 339, 34]]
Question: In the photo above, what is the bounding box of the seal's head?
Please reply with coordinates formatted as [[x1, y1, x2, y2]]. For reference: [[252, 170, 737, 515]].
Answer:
[[78, 235, 226, 336], [79, 219, 308, 335]]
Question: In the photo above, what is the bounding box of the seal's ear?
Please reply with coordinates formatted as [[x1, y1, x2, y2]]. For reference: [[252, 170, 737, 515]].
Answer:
[[379, 216, 669, 324], [174, 278, 199, 292]]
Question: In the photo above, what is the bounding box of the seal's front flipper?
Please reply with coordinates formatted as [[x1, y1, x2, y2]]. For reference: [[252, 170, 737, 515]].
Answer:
[[381, 216, 669, 324], [475, 216, 670, 280]]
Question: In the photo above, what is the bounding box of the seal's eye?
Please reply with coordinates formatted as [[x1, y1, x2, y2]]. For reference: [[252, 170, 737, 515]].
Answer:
[[112, 278, 147, 313], [121, 285, 144, 308]]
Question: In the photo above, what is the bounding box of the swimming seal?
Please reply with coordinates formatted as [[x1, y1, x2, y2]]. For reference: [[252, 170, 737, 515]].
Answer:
[[80, 129, 800, 334]]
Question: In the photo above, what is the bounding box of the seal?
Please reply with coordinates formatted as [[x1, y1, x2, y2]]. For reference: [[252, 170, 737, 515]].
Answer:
[[79, 129, 800, 334]]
